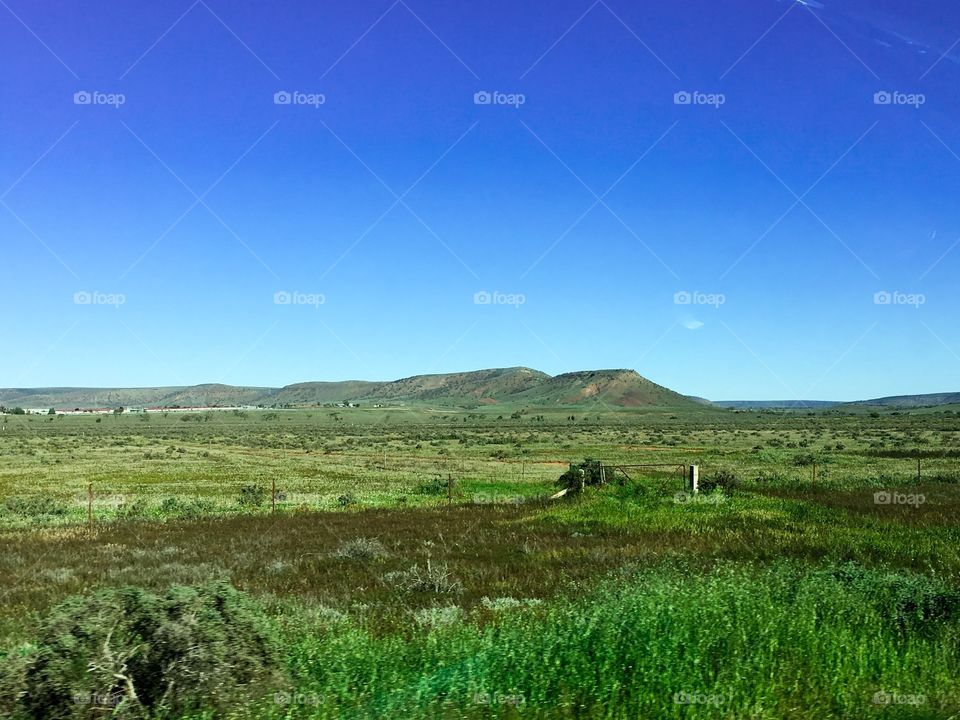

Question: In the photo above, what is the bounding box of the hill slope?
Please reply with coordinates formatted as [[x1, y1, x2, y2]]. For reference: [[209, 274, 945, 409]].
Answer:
[[0, 367, 696, 410], [515, 369, 695, 408]]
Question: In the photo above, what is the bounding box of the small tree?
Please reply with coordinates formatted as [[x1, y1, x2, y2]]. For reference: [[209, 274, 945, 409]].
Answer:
[[556, 458, 605, 493], [12, 583, 284, 718]]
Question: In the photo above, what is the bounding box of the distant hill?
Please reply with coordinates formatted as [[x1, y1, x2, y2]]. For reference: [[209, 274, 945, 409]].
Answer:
[[269, 381, 381, 406], [842, 392, 960, 409], [4, 374, 955, 412], [712, 400, 841, 409], [366, 367, 549, 405], [713, 393, 960, 410], [513, 369, 693, 408], [0, 367, 697, 410], [0, 385, 271, 409]]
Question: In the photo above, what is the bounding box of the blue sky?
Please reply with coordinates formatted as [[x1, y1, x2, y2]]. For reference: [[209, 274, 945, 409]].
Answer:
[[2, 0, 959, 400]]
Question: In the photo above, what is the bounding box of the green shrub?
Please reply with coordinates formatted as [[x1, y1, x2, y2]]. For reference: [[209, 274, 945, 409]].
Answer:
[[237, 484, 266, 508], [699, 468, 740, 494], [818, 563, 960, 632], [159, 496, 215, 519], [417, 477, 447, 496], [555, 458, 606, 493], [384, 560, 463, 594], [3, 495, 68, 518], [334, 537, 388, 560], [11, 582, 284, 718], [115, 498, 150, 520]]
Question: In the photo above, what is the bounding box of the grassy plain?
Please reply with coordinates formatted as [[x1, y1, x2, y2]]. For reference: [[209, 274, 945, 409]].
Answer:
[[1, 405, 959, 717]]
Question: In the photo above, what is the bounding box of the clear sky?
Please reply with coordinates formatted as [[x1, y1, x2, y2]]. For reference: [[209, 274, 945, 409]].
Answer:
[[2, 0, 959, 400]]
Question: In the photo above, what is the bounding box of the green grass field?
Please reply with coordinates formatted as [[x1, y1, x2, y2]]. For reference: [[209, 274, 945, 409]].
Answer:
[[1, 406, 959, 718]]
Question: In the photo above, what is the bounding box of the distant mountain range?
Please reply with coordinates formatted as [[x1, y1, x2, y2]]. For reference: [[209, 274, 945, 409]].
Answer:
[[0, 368, 696, 410], [2, 369, 956, 411], [714, 393, 960, 410]]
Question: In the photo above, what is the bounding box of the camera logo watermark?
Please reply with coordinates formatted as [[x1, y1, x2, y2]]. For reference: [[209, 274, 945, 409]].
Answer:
[[674, 691, 726, 706], [273, 290, 325, 308], [872, 690, 926, 706], [874, 91, 925, 108], [474, 90, 526, 108], [674, 290, 725, 308], [674, 90, 725, 108], [74, 90, 126, 108], [474, 290, 525, 307], [74, 291, 125, 307], [874, 491, 925, 507], [274, 90, 326, 108], [873, 291, 925, 308]]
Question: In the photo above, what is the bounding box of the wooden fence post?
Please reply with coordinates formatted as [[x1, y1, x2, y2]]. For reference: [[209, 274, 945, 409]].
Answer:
[[87, 482, 93, 526], [812, 462, 817, 484], [271, 477, 276, 514]]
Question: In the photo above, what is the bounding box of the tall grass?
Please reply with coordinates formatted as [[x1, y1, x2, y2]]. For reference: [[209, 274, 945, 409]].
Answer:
[[248, 562, 960, 719]]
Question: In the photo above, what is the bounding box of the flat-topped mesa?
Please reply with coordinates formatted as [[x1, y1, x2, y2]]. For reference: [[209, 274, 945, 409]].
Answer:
[[0, 367, 700, 409]]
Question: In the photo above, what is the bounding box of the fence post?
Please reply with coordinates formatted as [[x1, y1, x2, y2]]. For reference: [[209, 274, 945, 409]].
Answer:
[[271, 478, 276, 514], [688, 465, 699, 495], [812, 462, 817, 484], [917, 457, 921, 483], [447, 475, 453, 505], [87, 482, 93, 526]]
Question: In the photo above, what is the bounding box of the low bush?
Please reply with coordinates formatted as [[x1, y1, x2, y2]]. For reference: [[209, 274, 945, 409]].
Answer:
[[237, 484, 266, 508], [417, 477, 447, 496], [159, 496, 216, 519], [333, 537, 388, 560], [699, 468, 740, 494], [384, 561, 463, 595], [2, 495, 68, 518], [9, 582, 284, 718]]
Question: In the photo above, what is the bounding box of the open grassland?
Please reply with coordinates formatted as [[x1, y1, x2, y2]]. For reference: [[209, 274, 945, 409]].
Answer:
[[1, 406, 959, 717]]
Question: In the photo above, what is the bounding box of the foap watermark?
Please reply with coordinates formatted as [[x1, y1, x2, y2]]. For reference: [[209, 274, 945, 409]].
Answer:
[[473, 492, 524, 506], [874, 90, 925, 108], [273, 90, 326, 108], [474, 90, 525, 108], [72, 691, 123, 707], [674, 290, 725, 308], [674, 90, 725, 108], [74, 290, 125, 307], [74, 90, 126, 108], [274, 290, 325, 308], [273, 691, 322, 707], [674, 491, 725, 505], [872, 690, 927, 706], [474, 290, 525, 307], [473, 691, 525, 707], [874, 491, 925, 508], [873, 290, 925, 308], [674, 691, 726, 706]]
